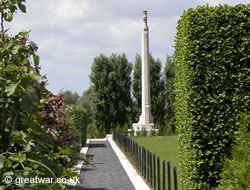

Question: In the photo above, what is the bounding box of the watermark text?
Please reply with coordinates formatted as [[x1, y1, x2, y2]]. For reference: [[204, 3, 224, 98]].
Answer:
[[3, 176, 79, 185]]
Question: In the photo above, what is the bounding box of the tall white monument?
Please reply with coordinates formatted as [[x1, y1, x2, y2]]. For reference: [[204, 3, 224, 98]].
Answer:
[[133, 11, 154, 135]]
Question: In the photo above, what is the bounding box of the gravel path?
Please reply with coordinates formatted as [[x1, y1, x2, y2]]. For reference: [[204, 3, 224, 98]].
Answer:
[[76, 140, 135, 190]]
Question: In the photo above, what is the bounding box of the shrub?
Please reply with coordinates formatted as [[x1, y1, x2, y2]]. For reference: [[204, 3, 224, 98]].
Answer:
[[39, 93, 81, 179], [129, 129, 135, 136], [71, 106, 88, 146], [0, 2, 79, 189], [174, 4, 249, 189], [158, 123, 174, 136], [87, 124, 98, 139], [216, 113, 250, 190], [136, 128, 141, 136], [0, 30, 77, 190], [40, 93, 78, 149], [142, 127, 147, 136], [96, 129, 106, 138], [150, 129, 156, 136], [115, 124, 128, 136], [87, 124, 106, 138]]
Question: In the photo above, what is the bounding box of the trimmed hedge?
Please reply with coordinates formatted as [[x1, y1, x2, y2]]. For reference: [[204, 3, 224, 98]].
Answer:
[[174, 4, 249, 189]]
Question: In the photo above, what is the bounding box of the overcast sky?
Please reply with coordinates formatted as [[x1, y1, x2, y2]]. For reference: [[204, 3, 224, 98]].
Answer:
[[6, 0, 248, 95]]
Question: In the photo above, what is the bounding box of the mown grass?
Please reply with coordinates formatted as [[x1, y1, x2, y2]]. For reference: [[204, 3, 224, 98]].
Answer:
[[130, 136, 182, 190]]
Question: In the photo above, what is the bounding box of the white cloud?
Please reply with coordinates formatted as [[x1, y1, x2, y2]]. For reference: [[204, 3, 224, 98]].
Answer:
[[50, 0, 91, 21], [4, 0, 249, 94]]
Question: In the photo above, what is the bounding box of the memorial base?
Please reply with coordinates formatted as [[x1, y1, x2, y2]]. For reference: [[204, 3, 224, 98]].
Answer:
[[128, 123, 158, 136]]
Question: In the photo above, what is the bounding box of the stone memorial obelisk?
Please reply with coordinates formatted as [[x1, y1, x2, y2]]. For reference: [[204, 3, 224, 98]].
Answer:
[[132, 11, 154, 135]]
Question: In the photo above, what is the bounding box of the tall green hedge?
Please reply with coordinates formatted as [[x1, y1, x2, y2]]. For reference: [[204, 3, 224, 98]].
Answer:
[[174, 4, 249, 189]]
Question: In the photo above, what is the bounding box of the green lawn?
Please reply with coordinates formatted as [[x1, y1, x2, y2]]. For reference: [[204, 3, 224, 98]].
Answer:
[[130, 136, 182, 190]]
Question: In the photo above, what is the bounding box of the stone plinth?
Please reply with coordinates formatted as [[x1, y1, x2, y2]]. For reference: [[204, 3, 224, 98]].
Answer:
[[129, 124, 158, 136]]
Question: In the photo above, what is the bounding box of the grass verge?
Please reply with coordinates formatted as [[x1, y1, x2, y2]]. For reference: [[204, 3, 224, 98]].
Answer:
[[131, 136, 182, 190]]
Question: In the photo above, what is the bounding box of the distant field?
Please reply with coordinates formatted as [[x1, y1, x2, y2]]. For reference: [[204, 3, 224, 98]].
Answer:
[[130, 136, 182, 190]]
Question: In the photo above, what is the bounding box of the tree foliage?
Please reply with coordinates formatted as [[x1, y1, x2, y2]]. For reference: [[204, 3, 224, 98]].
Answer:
[[59, 90, 80, 105], [132, 54, 142, 109], [174, 4, 249, 189], [40, 93, 78, 149], [79, 86, 93, 124], [163, 55, 175, 134], [90, 53, 132, 133]]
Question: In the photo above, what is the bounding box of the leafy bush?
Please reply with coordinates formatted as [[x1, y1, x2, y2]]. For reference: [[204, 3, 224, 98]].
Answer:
[[40, 93, 81, 168], [87, 124, 98, 139], [174, 4, 249, 189], [150, 129, 156, 136], [129, 129, 135, 136], [116, 124, 128, 136], [70, 106, 88, 146], [40, 93, 78, 149], [96, 129, 106, 138], [142, 127, 147, 136], [136, 129, 141, 137], [216, 113, 250, 190], [0, 2, 79, 189]]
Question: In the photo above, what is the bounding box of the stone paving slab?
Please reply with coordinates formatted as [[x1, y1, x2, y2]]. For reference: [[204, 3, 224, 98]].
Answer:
[[76, 140, 136, 190], [107, 135, 150, 190], [75, 139, 90, 175]]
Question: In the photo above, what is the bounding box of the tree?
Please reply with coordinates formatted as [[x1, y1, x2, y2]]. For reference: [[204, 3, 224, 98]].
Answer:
[[132, 54, 142, 108], [59, 90, 80, 105], [163, 55, 175, 133], [132, 53, 165, 128], [132, 54, 142, 121], [90, 54, 112, 134], [150, 55, 165, 127], [79, 86, 93, 124], [90, 53, 132, 133], [109, 54, 133, 127]]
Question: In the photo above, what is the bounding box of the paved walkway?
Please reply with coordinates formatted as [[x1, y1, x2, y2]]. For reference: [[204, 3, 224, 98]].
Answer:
[[76, 139, 136, 190]]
